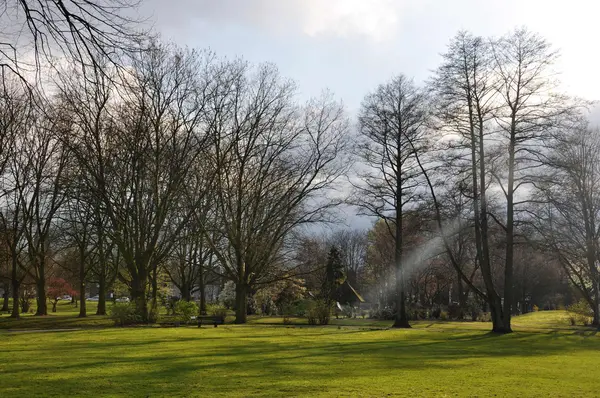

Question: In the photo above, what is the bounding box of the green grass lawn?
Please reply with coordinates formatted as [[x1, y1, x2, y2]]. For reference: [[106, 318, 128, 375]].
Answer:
[[0, 311, 598, 397]]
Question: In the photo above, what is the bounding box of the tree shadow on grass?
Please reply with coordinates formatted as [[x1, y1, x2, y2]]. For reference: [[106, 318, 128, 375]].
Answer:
[[2, 326, 599, 397]]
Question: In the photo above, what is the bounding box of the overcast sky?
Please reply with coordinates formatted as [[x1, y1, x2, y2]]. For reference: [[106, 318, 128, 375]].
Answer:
[[139, 0, 599, 229], [141, 0, 599, 114]]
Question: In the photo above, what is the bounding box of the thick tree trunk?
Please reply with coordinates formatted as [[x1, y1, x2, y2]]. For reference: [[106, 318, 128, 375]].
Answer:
[[393, 290, 410, 328], [392, 189, 410, 328], [131, 273, 148, 323], [181, 284, 192, 302], [235, 282, 248, 324], [79, 283, 87, 317], [35, 277, 47, 316], [10, 277, 20, 319], [150, 263, 158, 322], [96, 276, 107, 316]]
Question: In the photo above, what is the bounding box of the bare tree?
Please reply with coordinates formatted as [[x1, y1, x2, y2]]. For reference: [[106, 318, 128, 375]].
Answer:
[[330, 229, 367, 289], [490, 28, 577, 331], [0, 0, 145, 81], [532, 123, 600, 325], [18, 102, 70, 316], [202, 62, 350, 324], [428, 31, 509, 332], [59, 43, 216, 321], [352, 74, 429, 328]]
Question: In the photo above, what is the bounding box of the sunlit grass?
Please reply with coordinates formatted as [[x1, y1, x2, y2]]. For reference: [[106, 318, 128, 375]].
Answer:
[[0, 311, 598, 397]]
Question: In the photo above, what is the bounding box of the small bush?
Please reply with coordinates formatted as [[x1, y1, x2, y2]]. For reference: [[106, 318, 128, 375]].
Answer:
[[477, 312, 491, 322], [109, 303, 139, 326], [532, 304, 539, 312], [148, 305, 159, 324], [280, 304, 294, 324], [341, 305, 357, 319], [306, 299, 331, 325], [431, 308, 441, 319], [440, 311, 449, 321], [569, 315, 577, 326], [447, 304, 463, 320], [174, 300, 199, 324], [369, 307, 395, 320], [206, 304, 228, 319], [567, 299, 593, 326]]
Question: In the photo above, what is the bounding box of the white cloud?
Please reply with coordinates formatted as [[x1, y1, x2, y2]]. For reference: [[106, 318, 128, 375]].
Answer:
[[144, 0, 402, 43], [301, 0, 401, 42]]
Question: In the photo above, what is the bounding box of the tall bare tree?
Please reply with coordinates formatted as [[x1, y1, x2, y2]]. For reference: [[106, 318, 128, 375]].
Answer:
[[352, 75, 429, 328], [532, 122, 600, 325], [428, 31, 508, 332], [59, 44, 216, 321], [490, 28, 576, 331]]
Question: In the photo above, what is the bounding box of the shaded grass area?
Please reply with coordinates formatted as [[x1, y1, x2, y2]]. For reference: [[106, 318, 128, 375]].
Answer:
[[0, 303, 591, 333], [0, 301, 113, 330], [0, 312, 598, 397]]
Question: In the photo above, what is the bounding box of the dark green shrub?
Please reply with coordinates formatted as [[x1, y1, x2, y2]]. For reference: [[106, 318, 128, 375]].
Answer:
[[109, 303, 139, 326], [369, 307, 394, 320], [206, 304, 228, 319], [306, 299, 331, 325], [174, 300, 198, 324]]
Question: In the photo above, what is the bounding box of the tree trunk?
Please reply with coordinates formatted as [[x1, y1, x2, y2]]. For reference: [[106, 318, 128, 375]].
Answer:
[[199, 269, 207, 315], [97, 276, 107, 316], [1, 283, 9, 312], [199, 285, 206, 314], [10, 276, 20, 319], [593, 276, 600, 327], [131, 273, 148, 323], [79, 282, 87, 317], [79, 254, 87, 317], [181, 284, 191, 302], [235, 281, 248, 324], [21, 296, 30, 313], [490, 300, 507, 333], [502, 137, 516, 333], [35, 277, 48, 316], [52, 301, 57, 312], [150, 262, 158, 323], [392, 191, 410, 328]]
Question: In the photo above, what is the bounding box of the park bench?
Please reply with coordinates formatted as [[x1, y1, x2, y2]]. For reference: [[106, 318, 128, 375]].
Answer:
[[158, 320, 181, 327], [197, 315, 224, 328]]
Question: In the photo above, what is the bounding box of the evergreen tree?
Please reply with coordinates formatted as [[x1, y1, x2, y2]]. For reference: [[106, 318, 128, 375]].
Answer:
[[322, 246, 345, 305]]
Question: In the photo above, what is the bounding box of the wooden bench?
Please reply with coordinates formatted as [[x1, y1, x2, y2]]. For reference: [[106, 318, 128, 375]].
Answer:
[[158, 321, 181, 327], [197, 315, 224, 328]]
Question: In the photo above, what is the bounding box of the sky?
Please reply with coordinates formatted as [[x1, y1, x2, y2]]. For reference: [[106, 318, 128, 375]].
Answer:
[[138, 0, 600, 229], [141, 0, 600, 115]]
